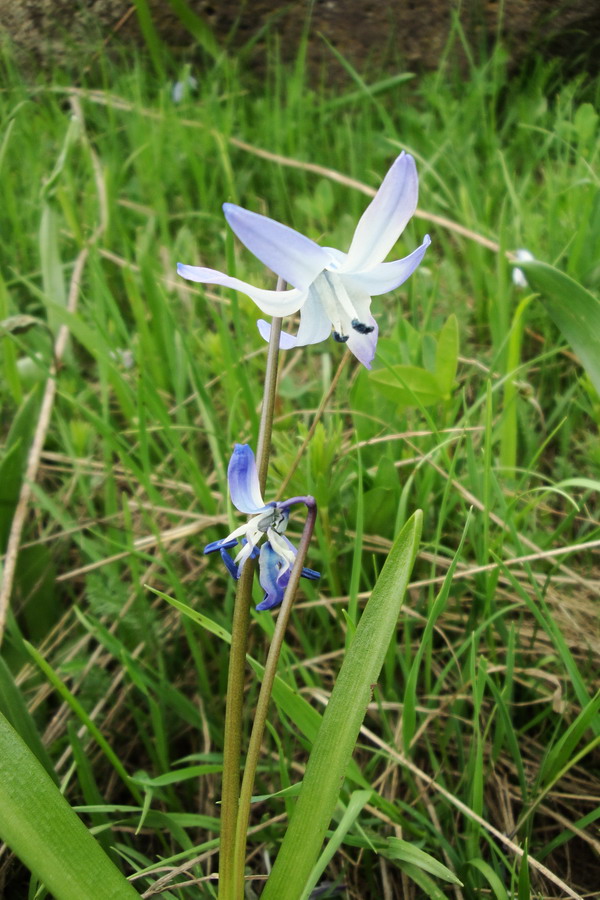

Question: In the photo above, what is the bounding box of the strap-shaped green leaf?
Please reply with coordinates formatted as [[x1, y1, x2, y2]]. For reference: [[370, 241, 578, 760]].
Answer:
[[262, 510, 423, 900], [0, 711, 139, 899], [516, 259, 600, 395]]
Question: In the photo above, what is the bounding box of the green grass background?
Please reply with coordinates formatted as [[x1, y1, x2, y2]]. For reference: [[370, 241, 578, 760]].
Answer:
[[1, 16, 599, 900]]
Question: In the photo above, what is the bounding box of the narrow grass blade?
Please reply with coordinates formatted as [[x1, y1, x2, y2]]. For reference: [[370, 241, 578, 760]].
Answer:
[[467, 859, 509, 900], [517, 841, 530, 900], [262, 511, 422, 900], [0, 712, 139, 900], [23, 640, 141, 803], [385, 838, 463, 885], [516, 259, 600, 395], [299, 790, 371, 900]]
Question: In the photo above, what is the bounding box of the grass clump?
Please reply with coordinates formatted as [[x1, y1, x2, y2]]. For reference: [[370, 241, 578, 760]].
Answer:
[[0, 30, 599, 900]]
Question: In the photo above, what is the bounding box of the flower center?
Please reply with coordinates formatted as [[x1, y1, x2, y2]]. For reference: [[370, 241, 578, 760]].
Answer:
[[257, 506, 289, 535], [314, 271, 374, 341]]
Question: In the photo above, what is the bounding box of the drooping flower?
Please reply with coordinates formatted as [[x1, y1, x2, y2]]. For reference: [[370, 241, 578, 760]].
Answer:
[[178, 152, 430, 368], [205, 444, 319, 611]]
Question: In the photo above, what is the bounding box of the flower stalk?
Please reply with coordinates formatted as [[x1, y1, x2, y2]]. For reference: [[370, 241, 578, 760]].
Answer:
[[232, 500, 317, 897], [218, 299, 283, 900]]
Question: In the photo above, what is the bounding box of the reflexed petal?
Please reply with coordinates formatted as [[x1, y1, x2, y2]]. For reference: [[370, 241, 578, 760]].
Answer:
[[177, 263, 306, 317], [347, 235, 430, 295], [204, 536, 239, 555], [220, 547, 240, 579], [256, 286, 332, 348], [227, 444, 268, 514], [204, 521, 249, 554], [279, 535, 321, 581], [257, 319, 300, 349], [256, 541, 286, 611], [342, 153, 419, 272], [223, 203, 332, 290]]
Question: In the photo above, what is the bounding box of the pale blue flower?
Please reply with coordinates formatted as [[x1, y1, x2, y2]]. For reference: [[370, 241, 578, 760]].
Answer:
[[205, 444, 319, 611], [178, 152, 430, 368]]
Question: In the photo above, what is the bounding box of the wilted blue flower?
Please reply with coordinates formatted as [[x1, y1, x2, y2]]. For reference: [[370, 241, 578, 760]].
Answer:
[[178, 152, 430, 368], [205, 444, 319, 610]]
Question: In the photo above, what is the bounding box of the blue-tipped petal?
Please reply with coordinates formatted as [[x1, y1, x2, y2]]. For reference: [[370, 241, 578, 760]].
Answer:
[[223, 203, 332, 291], [256, 541, 287, 611], [227, 444, 269, 514], [301, 567, 321, 580], [177, 263, 306, 317], [219, 546, 240, 579], [204, 536, 238, 554], [342, 153, 419, 272], [346, 314, 379, 369], [348, 235, 431, 295]]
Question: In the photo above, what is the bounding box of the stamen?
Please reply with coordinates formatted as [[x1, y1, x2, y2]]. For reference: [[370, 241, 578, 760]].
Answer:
[[333, 331, 349, 343], [351, 318, 374, 335], [257, 509, 276, 533]]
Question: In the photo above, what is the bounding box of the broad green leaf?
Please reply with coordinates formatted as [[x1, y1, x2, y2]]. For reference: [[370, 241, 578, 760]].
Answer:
[[262, 511, 422, 900], [385, 838, 463, 885], [435, 314, 459, 393], [0, 712, 139, 900], [369, 364, 444, 406], [0, 655, 57, 783], [149, 588, 369, 787], [516, 259, 600, 395]]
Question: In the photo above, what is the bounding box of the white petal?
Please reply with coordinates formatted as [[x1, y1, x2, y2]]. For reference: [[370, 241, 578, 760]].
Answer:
[[338, 279, 377, 369], [268, 529, 297, 570], [257, 286, 332, 348], [345, 235, 430, 296], [346, 315, 379, 369], [257, 320, 299, 349], [220, 521, 253, 544], [342, 153, 419, 272], [177, 263, 306, 316], [234, 520, 264, 568], [223, 203, 333, 290]]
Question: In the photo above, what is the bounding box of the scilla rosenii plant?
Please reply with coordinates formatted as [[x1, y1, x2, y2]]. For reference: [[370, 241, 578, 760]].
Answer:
[[177, 152, 429, 900]]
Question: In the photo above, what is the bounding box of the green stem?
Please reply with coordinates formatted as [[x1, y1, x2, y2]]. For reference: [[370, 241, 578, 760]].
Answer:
[[232, 503, 318, 896], [218, 299, 283, 900]]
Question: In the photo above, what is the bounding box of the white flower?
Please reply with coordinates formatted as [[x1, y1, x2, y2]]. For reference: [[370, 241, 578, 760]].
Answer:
[[178, 152, 430, 368], [512, 249, 535, 288]]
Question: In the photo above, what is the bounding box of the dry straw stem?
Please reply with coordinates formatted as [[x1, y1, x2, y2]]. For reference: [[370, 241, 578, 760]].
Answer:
[[0, 97, 108, 645]]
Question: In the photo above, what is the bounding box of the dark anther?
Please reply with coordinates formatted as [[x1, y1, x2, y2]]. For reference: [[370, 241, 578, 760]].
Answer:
[[333, 331, 349, 343], [351, 318, 374, 335]]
